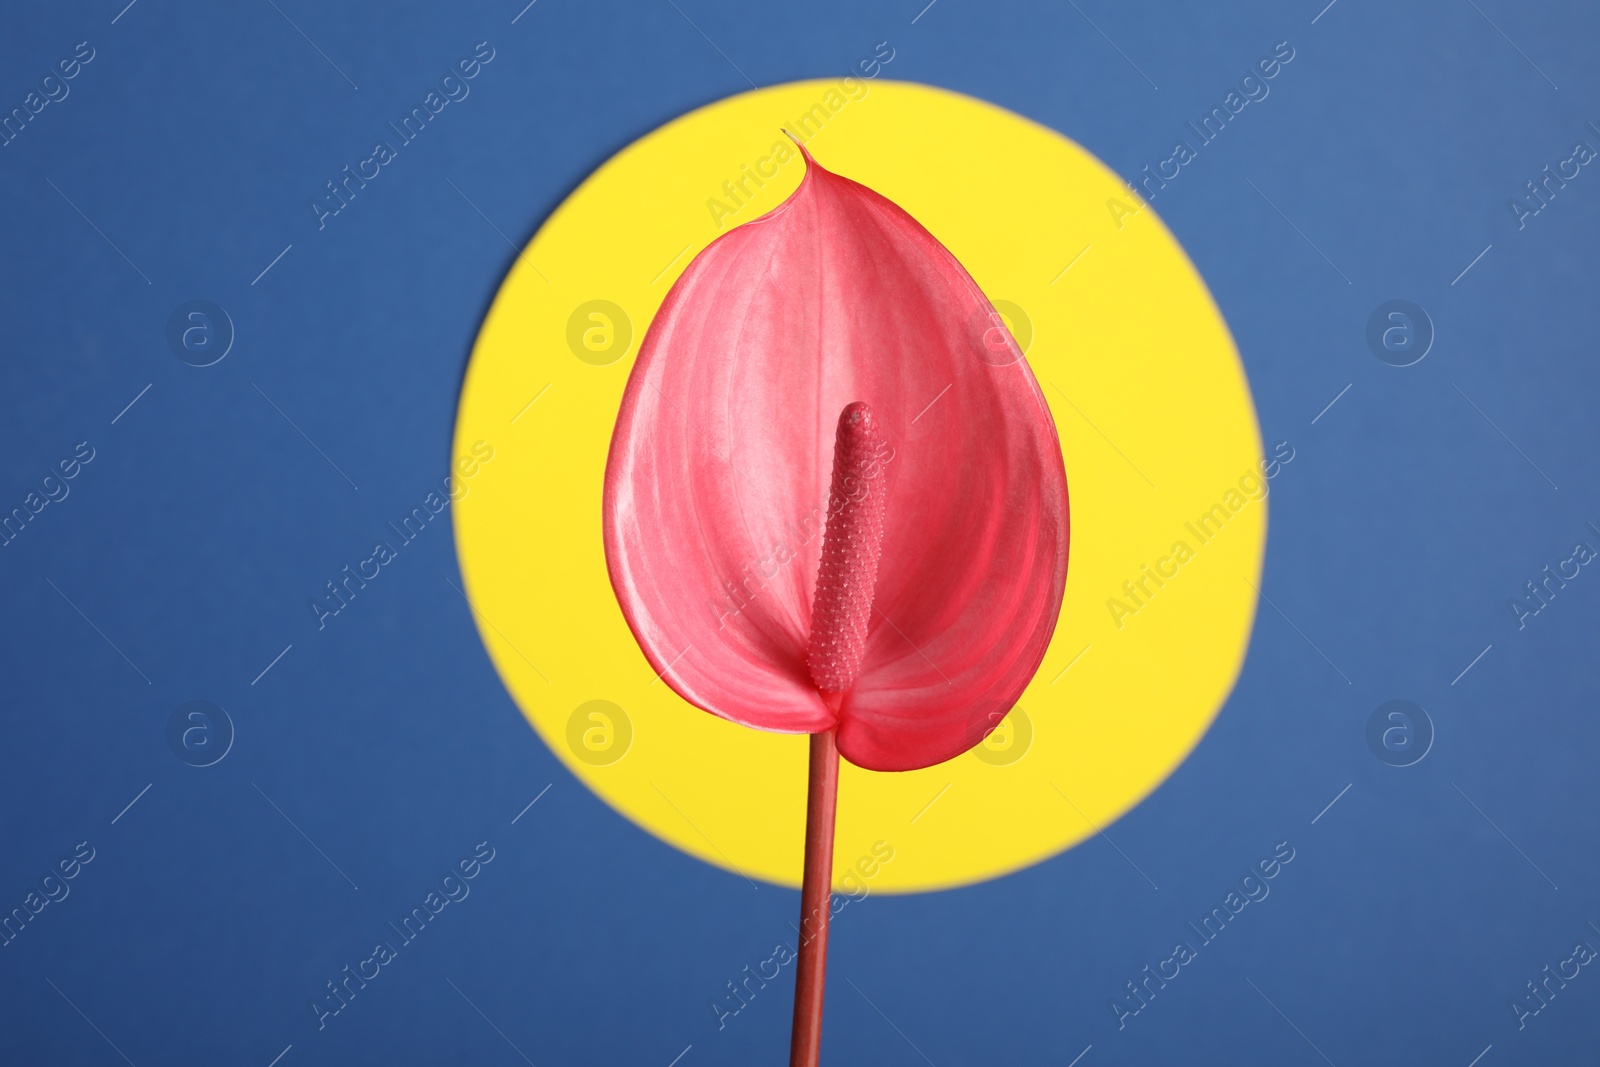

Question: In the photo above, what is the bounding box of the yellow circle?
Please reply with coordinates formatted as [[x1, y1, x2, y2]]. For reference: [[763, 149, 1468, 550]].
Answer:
[[453, 80, 1264, 894]]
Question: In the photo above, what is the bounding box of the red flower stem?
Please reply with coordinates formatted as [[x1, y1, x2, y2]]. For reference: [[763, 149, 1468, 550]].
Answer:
[[789, 727, 840, 1067]]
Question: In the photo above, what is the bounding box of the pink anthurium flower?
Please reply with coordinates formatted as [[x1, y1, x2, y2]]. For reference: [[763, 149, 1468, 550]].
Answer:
[[601, 140, 1068, 1066], [603, 143, 1070, 772]]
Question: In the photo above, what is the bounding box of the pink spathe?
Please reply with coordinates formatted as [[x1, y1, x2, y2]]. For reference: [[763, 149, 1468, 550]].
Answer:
[[602, 143, 1069, 772]]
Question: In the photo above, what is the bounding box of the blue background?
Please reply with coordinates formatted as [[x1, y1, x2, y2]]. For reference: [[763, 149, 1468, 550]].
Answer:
[[2, 1, 1597, 1064]]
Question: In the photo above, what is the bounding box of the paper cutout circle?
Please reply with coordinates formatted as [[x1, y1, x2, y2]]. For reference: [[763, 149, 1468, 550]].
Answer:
[[453, 80, 1265, 893]]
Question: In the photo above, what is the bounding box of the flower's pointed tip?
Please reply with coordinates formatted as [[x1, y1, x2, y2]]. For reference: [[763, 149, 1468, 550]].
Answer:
[[780, 128, 818, 168], [819, 690, 845, 713]]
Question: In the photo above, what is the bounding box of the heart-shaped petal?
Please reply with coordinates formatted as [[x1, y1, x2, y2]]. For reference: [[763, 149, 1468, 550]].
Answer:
[[603, 143, 1069, 771]]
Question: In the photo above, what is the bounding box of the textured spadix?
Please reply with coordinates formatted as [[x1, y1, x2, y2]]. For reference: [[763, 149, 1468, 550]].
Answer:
[[807, 402, 889, 697], [602, 143, 1069, 772]]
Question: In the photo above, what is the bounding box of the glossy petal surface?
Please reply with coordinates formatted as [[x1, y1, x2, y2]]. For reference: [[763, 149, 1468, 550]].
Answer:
[[603, 146, 1069, 771]]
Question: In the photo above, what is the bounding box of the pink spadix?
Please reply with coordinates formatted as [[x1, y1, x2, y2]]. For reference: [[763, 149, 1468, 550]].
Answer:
[[807, 402, 889, 704], [601, 141, 1069, 1067]]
